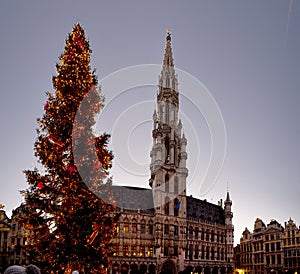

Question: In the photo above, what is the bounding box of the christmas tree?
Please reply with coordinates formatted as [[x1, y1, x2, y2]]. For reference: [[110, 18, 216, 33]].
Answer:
[[18, 24, 118, 274]]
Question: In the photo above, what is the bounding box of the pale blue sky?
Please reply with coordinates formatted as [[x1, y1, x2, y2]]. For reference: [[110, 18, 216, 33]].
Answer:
[[0, 0, 299, 244]]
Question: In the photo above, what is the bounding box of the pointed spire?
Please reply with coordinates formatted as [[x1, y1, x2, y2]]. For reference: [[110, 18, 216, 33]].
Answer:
[[158, 30, 179, 107], [226, 191, 230, 201], [163, 29, 174, 67]]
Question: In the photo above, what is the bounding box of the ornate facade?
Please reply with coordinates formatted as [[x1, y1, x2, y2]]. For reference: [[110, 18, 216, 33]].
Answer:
[[109, 31, 234, 274], [238, 218, 300, 274], [0, 205, 28, 273]]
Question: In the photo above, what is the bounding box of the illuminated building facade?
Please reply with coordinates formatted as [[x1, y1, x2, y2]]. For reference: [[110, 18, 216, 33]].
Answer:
[[109, 32, 234, 274], [239, 218, 300, 274]]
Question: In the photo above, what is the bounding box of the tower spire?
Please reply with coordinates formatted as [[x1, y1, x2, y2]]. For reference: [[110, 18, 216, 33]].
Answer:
[[158, 30, 179, 109], [163, 29, 174, 67]]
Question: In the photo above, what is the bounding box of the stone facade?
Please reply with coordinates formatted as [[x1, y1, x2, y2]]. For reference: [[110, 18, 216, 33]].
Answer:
[[238, 218, 300, 274], [0, 208, 11, 272], [0, 205, 29, 273], [108, 31, 234, 274]]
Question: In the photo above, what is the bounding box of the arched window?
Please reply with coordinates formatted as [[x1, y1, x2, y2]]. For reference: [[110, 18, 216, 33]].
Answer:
[[195, 227, 199, 239], [123, 218, 129, 233], [164, 196, 169, 215], [166, 103, 170, 123], [201, 245, 205, 259], [188, 226, 193, 239], [148, 221, 153, 235], [174, 198, 180, 216], [206, 246, 210, 260], [206, 229, 210, 241], [166, 77, 170, 89], [140, 219, 146, 234], [174, 176, 178, 194], [195, 245, 199, 259], [189, 244, 193, 260], [132, 219, 137, 233], [165, 138, 170, 162], [165, 174, 169, 193]]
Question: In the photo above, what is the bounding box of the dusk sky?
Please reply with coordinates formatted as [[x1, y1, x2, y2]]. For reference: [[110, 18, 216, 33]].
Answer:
[[0, 1, 299, 245]]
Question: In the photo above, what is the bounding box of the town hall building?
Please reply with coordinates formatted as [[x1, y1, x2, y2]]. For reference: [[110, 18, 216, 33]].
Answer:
[[108, 31, 234, 274]]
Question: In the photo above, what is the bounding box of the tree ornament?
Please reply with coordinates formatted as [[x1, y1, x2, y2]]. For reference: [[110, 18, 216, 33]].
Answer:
[[44, 101, 49, 111], [37, 181, 44, 189], [87, 222, 100, 245], [48, 134, 64, 147], [67, 165, 77, 174]]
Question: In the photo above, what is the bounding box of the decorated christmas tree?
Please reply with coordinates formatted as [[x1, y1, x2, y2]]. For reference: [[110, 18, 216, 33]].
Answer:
[[18, 24, 118, 274]]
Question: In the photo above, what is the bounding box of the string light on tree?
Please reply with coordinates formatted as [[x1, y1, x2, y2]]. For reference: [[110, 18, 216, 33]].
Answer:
[[18, 24, 119, 274]]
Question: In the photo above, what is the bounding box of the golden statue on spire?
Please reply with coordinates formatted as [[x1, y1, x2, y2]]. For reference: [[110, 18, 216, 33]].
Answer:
[[0, 204, 5, 210], [166, 29, 171, 41]]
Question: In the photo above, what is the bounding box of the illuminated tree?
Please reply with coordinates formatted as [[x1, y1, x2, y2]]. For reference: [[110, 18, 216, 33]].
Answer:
[[18, 24, 118, 274]]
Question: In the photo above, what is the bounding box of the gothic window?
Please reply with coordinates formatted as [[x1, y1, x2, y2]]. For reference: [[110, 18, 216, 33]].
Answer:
[[132, 245, 137, 256], [206, 246, 210, 260], [189, 244, 193, 260], [123, 218, 129, 233], [148, 247, 153, 257], [166, 77, 170, 89], [140, 246, 145, 257], [164, 196, 170, 215], [195, 245, 199, 259], [160, 105, 163, 120], [123, 245, 129, 256], [201, 230, 204, 240], [141, 219, 146, 234], [165, 103, 169, 123], [206, 229, 210, 241], [165, 174, 169, 193], [148, 222, 153, 235], [201, 246, 205, 259], [132, 219, 137, 233], [164, 246, 169, 256], [174, 225, 179, 236], [174, 245, 178, 256], [165, 138, 170, 162], [164, 223, 169, 235], [174, 176, 178, 194], [174, 198, 180, 216], [211, 230, 214, 242], [211, 247, 215, 260], [185, 246, 188, 259], [188, 226, 193, 239], [195, 227, 199, 239]]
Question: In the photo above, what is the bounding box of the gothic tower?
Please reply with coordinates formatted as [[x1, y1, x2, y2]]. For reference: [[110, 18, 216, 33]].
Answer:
[[224, 191, 234, 264], [149, 30, 188, 272]]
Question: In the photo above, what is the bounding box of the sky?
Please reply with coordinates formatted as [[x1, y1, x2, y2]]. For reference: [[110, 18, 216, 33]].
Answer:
[[0, 0, 299, 245]]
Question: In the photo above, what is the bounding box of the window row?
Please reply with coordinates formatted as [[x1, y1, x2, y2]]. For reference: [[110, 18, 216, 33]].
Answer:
[[266, 254, 281, 265], [116, 222, 153, 235], [265, 242, 281, 252], [185, 245, 225, 261], [187, 226, 225, 243], [112, 245, 154, 257]]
